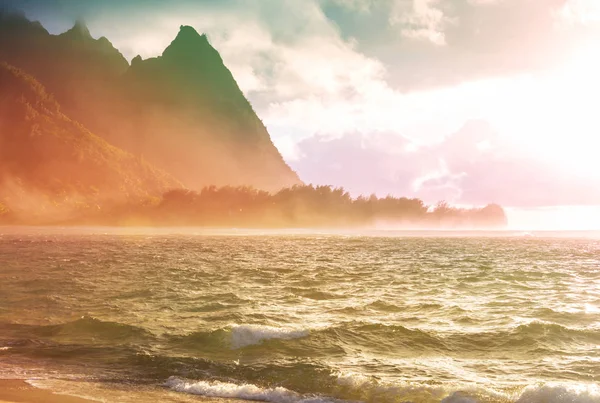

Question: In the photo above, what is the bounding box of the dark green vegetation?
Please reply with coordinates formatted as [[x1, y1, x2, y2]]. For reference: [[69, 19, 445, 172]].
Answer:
[[0, 63, 179, 222], [67, 185, 507, 228]]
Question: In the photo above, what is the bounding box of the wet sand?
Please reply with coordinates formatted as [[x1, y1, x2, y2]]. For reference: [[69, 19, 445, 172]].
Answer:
[[0, 380, 243, 403], [0, 380, 92, 403]]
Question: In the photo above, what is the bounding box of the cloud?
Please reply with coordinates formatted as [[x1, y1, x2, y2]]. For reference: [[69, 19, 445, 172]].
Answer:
[[322, 0, 600, 90], [15, 0, 600, 94], [390, 0, 451, 46], [5, 0, 600, 208], [290, 121, 600, 207], [559, 0, 600, 25]]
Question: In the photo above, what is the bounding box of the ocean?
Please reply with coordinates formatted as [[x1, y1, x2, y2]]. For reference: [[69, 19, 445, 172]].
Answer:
[[0, 228, 599, 402]]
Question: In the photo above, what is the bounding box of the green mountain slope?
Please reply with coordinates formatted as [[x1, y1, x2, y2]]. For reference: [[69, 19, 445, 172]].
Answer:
[[0, 12, 302, 191], [0, 62, 179, 221], [120, 25, 301, 190]]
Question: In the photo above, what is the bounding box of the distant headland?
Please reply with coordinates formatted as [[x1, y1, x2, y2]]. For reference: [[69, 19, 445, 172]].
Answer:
[[0, 12, 507, 229]]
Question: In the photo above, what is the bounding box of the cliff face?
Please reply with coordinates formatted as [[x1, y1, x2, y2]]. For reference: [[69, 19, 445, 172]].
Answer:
[[0, 62, 179, 221], [0, 13, 302, 191]]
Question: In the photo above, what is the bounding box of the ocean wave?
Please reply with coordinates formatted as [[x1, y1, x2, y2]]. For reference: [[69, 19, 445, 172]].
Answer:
[[516, 383, 600, 403], [25, 373, 600, 403], [173, 320, 600, 356], [315, 322, 448, 354], [58, 316, 149, 336], [5, 317, 598, 359], [334, 371, 455, 402], [438, 321, 600, 354], [511, 322, 600, 346], [334, 373, 600, 403], [183, 322, 449, 355], [365, 300, 405, 312], [164, 376, 340, 403], [39, 317, 152, 345], [231, 324, 310, 349], [0, 317, 152, 345], [170, 324, 310, 350]]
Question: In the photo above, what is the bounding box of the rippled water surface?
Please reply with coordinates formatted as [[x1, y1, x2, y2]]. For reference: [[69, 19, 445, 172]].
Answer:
[[1, 228, 599, 402]]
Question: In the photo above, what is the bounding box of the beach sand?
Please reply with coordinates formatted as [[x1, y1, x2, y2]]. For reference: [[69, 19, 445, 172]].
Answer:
[[0, 380, 91, 403], [0, 379, 243, 403]]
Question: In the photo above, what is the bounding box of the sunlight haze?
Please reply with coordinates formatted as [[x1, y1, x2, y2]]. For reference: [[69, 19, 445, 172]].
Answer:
[[0, 1, 597, 228], [2, 2, 600, 402], [10, 0, 598, 229]]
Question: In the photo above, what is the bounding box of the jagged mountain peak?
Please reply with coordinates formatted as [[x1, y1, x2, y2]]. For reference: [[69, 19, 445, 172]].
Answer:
[[176, 25, 207, 42], [162, 25, 214, 60], [0, 8, 27, 23], [62, 19, 92, 40], [0, 9, 47, 33], [131, 54, 143, 66], [0, 14, 301, 192]]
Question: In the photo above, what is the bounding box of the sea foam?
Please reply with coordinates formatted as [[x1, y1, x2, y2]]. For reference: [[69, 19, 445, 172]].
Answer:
[[230, 324, 309, 349], [516, 383, 600, 403], [164, 376, 337, 402], [334, 372, 600, 403]]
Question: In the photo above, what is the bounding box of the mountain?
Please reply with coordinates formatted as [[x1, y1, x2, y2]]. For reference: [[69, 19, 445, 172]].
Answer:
[[0, 62, 179, 222], [0, 12, 302, 191], [117, 25, 301, 190], [0, 12, 128, 133]]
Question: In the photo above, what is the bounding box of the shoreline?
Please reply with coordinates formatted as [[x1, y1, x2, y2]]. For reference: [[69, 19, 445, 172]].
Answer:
[[0, 379, 244, 403], [1, 225, 598, 240], [0, 380, 93, 403]]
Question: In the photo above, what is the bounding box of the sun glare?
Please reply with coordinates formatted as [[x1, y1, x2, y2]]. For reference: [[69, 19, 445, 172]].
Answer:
[[492, 38, 600, 178], [561, 0, 600, 25], [508, 206, 600, 231], [546, 41, 600, 173]]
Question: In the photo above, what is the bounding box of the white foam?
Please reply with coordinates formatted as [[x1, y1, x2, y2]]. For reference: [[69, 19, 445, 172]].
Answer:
[[230, 324, 309, 349], [164, 376, 336, 403], [516, 383, 600, 403], [336, 372, 450, 402], [334, 371, 512, 403], [0, 346, 11, 351]]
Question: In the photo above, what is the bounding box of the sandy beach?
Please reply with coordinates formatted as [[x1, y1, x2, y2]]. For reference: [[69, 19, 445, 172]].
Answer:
[[0, 380, 243, 403], [0, 380, 92, 403]]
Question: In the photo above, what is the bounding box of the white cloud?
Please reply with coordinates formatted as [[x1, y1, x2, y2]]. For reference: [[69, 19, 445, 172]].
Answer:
[[558, 0, 600, 25], [29, 0, 600, 208], [290, 121, 600, 207], [390, 0, 450, 45]]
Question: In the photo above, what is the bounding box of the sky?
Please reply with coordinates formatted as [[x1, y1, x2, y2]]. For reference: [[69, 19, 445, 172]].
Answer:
[[3, 0, 600, 229]]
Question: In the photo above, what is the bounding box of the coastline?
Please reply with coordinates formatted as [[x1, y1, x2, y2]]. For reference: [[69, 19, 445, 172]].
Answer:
[[0, 380, 244, 403], [0, 380, 92, 403]]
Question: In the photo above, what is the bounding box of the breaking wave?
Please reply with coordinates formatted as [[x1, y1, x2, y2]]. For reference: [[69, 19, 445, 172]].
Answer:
[[3, 234, 600, 402], [230, 324, 310, 348], [165, 376, 340, 403], [165, 374, 600, 403], [516, 383, 600, 403]]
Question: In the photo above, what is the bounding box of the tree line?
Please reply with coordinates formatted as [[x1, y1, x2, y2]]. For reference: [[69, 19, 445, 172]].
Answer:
[[91, 184, 507, 228]]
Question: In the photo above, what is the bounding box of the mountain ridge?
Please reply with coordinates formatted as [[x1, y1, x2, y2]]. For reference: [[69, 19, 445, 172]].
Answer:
[[0, 13, 301, 192], [0, 62, 180, 222]]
